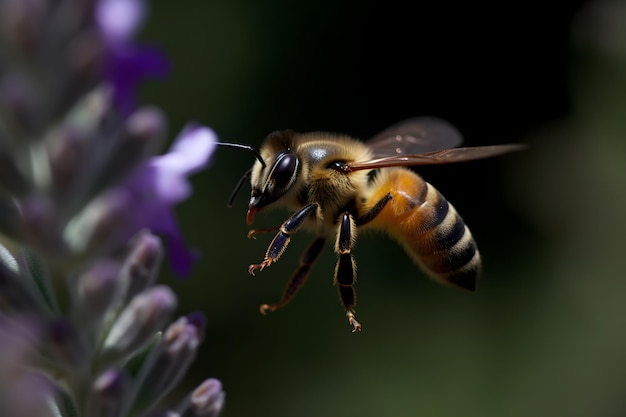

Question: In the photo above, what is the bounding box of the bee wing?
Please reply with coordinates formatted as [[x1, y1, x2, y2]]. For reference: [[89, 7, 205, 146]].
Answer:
[[365, 117, 464, 157], [345, 144, 527, 172]]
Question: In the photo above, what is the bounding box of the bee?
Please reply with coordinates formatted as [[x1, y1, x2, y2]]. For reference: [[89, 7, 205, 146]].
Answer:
[[219, 117, 524, 332]]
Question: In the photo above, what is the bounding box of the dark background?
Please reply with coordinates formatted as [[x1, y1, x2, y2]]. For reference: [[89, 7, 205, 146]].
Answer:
[[140, 1, 626, 416]]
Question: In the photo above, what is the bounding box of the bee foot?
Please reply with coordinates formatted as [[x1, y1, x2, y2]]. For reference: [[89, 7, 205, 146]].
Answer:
[[347, 311, 362, 332], [248, 260, 271, 275], [259, 303, 277, 315], [247, 226, 279, 239]]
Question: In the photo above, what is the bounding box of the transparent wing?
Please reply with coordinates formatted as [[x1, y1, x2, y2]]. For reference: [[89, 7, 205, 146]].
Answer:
[[365, 116, 464, 157], [345, 144, 527, 172]]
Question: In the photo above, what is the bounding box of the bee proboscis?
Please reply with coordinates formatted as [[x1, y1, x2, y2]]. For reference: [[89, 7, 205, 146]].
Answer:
[[218, 117, 525, 332]]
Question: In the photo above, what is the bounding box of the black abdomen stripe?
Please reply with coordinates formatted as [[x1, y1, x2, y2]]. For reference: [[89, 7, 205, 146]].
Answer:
[[414, 184, 481, 291]]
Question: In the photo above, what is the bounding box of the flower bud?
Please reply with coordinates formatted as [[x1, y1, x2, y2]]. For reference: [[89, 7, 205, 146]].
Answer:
[[47, 127, 88, 197], [126, 107, 167, 152], [118, 230, 163, 305], [64, 189, 131, 255], [185, 311, 207, 343], [43, 87, 116, 206], [21, 195, 68, 257], [64, 86, 114, 135], [75, 260, 121, 326], [177, 379, 225, 417], [100, 285, 177, 364], [132, 315, 206, 411], [93, 107, 167, 191], [87, 369, 129, 417]]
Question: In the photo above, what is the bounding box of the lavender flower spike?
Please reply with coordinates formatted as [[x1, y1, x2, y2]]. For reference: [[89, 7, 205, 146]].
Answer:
[[0, 1, 225, 415], [122, 125, 218, 276]]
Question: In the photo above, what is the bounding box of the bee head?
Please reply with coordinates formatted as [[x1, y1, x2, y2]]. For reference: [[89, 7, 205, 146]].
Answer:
[[216, 132, 301, 225], [247, 131, 300, 224]]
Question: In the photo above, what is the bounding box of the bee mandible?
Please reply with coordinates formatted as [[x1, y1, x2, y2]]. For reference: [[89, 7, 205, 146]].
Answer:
[[218, 117, 524, 332]]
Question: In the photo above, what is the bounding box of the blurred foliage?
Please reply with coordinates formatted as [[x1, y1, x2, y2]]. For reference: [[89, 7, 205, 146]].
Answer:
[[139, 0, 626, 416]]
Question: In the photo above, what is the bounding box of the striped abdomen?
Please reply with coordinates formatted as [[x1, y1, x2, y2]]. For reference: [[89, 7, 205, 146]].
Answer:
[[361, 168, 481, 291]]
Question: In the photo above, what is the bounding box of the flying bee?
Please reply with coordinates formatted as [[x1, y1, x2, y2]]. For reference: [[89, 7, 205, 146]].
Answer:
[[219, 117, 524, 332]]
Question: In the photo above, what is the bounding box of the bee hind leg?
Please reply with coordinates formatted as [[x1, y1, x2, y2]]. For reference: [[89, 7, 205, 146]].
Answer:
[[259, 237, 326, 314], [335, 212, 362, 332]]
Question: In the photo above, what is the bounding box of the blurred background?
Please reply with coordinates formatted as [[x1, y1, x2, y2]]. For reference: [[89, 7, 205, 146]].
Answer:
[[140, 0, 626, 416]]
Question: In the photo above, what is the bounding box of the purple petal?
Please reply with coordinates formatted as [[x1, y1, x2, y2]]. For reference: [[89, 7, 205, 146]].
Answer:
[[104, 45, 170, 114], [96, 0, 146, 45], [96, 0, 170, 114], [147, 206, 199, 277], [120, 125, 217, 276], [149, 125, 218, 203]]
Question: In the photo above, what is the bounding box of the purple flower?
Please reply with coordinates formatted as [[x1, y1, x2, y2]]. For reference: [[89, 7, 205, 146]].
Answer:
[[0, 1, 225, 415], [96, 0, 169, 114], [122, 124, 217, 276]]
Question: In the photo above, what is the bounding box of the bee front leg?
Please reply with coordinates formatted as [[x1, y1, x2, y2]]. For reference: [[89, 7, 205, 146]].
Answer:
[[334, 212, 362, 332], [260, 236, 326, 314], [248, 203, 319, 275], [247, 226, 279, 240]]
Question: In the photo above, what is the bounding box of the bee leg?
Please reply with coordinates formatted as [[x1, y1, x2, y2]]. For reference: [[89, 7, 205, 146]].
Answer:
[[260, 236, 326, 314], [247, 226, 279, 239], [356, 192, 392, 226], [248, 203, 319, 275], [334, 212, 362, 332]]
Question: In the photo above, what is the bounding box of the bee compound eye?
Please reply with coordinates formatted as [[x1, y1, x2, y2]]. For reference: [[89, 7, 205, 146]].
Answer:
[[271, 151, 298, 190]]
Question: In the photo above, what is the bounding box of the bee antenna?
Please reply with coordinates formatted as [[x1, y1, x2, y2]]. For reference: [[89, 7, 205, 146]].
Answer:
[[216, 142, 266, 169], [227, 169, 251, 208]]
